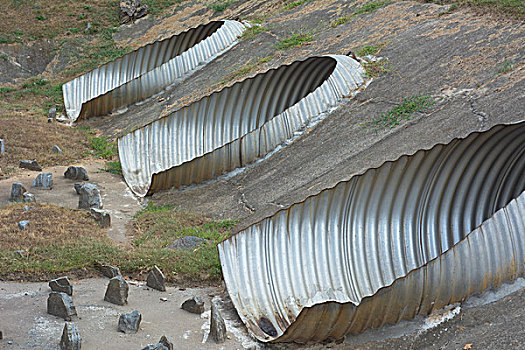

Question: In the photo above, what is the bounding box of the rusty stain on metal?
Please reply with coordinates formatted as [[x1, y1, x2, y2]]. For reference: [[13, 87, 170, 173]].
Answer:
[[62, 20, 246, 122], [118, 55, 367, 196], [219, 121, 525, 343]]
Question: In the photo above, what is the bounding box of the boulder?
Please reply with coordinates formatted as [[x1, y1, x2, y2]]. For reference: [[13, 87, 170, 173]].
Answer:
[[142, 344, 168, 350], [23, 193, 36, 203], [99, 265, 121, 278], [78, 183, 102, 209], [60, 322, 81, 350], [181, 297, 205, 314], [19, 159, 42, 171], [64, 166, 89, 181], [146, 265, 166, 292], [120, 0, 148, 24], [74, 183, 82, 195], [117, 310, 141, 334], [49, 276, 73, 296], [209, 299, 226, 343], [167, 236, 204, 250], [104, 275, 128, 305], [90, 208, 111, 228], [158, 335, 173, 350], [9, 182, 26, 202], [47, 292, 77, 321], [32, 173, 53, 190], [18, 220, 30, 230]]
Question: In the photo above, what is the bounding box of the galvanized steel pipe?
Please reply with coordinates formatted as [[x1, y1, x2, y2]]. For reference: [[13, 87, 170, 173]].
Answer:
[[219, 121, 525, 342], [62, 20, 246, 122], [118, 55, 367, 196]]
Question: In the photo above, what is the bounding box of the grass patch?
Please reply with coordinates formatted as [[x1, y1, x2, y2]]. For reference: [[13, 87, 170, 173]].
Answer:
[[218, 56, 272, 85], [355, 42, 386, 56], [330, 16, 350, 27], [209, 0, 233, 12], [365, 94, 435, 129], [142, 0, 181, 16], [363, 59, 391, 78], [497, 59, 514, 74], [430, 0, 524, 19], [282, 0, 315, 11], [0, 203, 237, 284], [241, 25, 269, 40], [89, 136, 117, 160], [354, 0, 391, 15], [276, 32, 313, 50]]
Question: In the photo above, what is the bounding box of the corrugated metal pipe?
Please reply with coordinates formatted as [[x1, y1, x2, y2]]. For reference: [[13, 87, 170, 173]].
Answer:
[[62, 20, 246, 122], [118, 55, 367, 197], [219, 121, 525, 343]]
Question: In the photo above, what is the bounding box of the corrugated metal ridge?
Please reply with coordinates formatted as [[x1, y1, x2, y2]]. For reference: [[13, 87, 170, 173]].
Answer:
[[118, 55, 367, 197], [62, 20, 246, 122], [218, 121, 525, 342]]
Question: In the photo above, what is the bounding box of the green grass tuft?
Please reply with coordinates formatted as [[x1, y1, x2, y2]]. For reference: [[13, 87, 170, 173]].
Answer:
[[365, 94, 436, 129], [354, 0, 391, 15], [276, 32, 313, 50], [330, 16, 350, 27], [209, 0, 232, 12]]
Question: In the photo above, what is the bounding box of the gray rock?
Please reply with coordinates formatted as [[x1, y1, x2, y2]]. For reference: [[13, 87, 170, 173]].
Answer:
[[9, 182, 26, 202], [48, 107, 56, 120], [167, 236, 204, 250], [120, 0, 148, 24], [104, 275, 128, 305], [90, 208, 111, 228], [78, 183, 102, 210], [23, 205, 34, 211], [19, 159, 42, 171], [146, 265, 166, 292], [99, 265, 121, 278], [0, 138, 4, 155], [32, 173, 53, 190], [64, 166, 89, 181], [18, 220, 30, 230], [47, 292, 77, 321], [159, 335, 173, 350], [49, 276, 73, 296], [60, 322, 81, 350], [23, 193, 36, 203], [209, 299, 226, 343], [181, 297, 204, 314], [53, 145, 63, 154], [48, 118, 54, 123], [74, 183, 82, 195], [142, 344, 168, 350], [117, 310, 141, 334]]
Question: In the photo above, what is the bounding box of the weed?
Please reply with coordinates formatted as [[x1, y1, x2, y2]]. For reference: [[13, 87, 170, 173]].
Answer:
[[143, 0, 179, 16], [365, 94, 435, 129], [0, 87, 16, 93], [363, 59, 391, 78], [354, 0, 391, 15], [355, 42, 386, 56], [241, 25, 268, 40], [282, 0, 315, 11], [104, 160, 122, 175], [438, 3, 458, 15], [497, 59, 514, 74], [219, 56, 272, 85], [330, 16, 350, 27], [209, 0, 232, 12], [276, 32, 313, 50], [35, 15, 47, 21], [89, 136, 117, 160]]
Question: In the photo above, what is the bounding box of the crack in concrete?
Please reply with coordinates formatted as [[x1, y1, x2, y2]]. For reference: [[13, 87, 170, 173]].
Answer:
[[469, 97, 488, 129]]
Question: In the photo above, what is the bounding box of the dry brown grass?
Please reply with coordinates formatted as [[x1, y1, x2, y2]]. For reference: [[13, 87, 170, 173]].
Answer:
[[0, 113, 90, 176]]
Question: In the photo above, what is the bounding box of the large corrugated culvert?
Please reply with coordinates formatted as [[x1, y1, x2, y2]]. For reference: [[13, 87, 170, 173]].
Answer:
[[62, 20, 246, 122], [219, 121, 525, 343], [118, 55, 367, 197]]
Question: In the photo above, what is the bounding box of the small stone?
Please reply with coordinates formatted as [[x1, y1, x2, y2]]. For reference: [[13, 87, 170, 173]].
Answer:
[[146, 265, 166, 292], [90, 208, 111, 228], [181, 297, 204, 314], [117, 310, 141, 334], [0, 330, 2, 339], [209, 299, 226, 343], [0, 138, 5, 155], [32, 173, 53, 190], [159, 336, 173, 350], [78, 183, 102, 210], [160, 297, 167, 302], [23, 193, 36, 203], [48, 107, 56, 120], [49, 276, 73, 296], [104, 275, 128, 305], [60, 322, 81, 350], [23, 205, 34, 211], [8, 341, 12, 345], [73, 183, 82, 195], [9, 182, 26, 202], [48, 118, 54, 123], [47, 292, 77, 321], [141, 344, 168, 350], [99, 265, 121, 278], [64, 166, 89, 181], [19, 159, 42, 171], [167, 236, 204, 250], [85, 22, 92, 34], [18, 220, 30, 230], [14, 250, 24, 258], [53, 145, 63, 154]]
